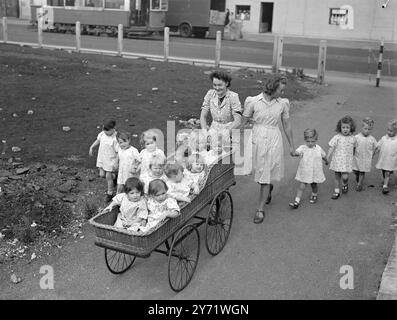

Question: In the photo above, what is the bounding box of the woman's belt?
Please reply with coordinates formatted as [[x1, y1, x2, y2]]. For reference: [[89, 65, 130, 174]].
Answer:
[[254, 124, 278, 129], [212, 119, 232, 124]]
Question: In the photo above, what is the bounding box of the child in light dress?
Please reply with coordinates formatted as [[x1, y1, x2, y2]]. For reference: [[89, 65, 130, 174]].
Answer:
[[352, 117, 377, 191], [206, 133, 228, 165], [327, 116, 356, 200], [140, 179, 180, 233], [188, 130, 209, 161], [140, 153, 167, 194], [104, 177, 148, 231], [89, 119, 119, 202], [184, 153, 206, 189], [164, 162, 200, 203], [139, 129, 166, 175], [174, 130, 193, 168], [116, 131, 141, 194], [289, 129, 328, 209], [375, 119, 397, 194]]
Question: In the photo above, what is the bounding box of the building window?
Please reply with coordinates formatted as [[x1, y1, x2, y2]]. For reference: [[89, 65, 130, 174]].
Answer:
[[104, 0, 124, 9], [47, 0, 64, 6], [236, 5, 250, 21], [329, 8, 348, 25], [85, 0, 104, 7], [65, 0, 75, 5], [151, 0, 168, 11]]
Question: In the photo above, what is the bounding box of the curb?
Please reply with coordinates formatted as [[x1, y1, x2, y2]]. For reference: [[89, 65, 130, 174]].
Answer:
[[377, 232, 397, 300]]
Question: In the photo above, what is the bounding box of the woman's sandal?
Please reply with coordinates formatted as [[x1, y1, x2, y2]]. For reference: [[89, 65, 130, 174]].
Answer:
[[253, 210, 265, 224], [289, 201, 300, 209], [342, 184, 348, 194], [309, 195, 317, 204], [265, 184, 274, 204], [331, 192, 340, 199]]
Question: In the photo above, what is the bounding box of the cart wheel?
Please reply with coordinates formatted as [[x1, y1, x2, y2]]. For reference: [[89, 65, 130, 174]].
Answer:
[[168, 224, 200, 292], [104, 248, 136, 274], [205, 190, 233, 256]]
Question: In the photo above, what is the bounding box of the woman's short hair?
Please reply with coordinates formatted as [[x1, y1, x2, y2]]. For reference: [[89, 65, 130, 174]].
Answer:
[[262, 74, 287, 96], [336, 115, 356, 133], [123, 177, 144, 195], [303, 128, 318, 141], [210, 70, 232, 88], [148, 179, 168, 196], [164, 162, 184, 178]]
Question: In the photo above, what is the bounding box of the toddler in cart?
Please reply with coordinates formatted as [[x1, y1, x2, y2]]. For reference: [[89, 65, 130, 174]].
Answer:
[[139, 129, 166, 175], [184, 153, 206, 189], [164, 162, 200, 203], [140, 153, 167, 194], [104, 177, 148, 231], [139, 179, 181, 233]]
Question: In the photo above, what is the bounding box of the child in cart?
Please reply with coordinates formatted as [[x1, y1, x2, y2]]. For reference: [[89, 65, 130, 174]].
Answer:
[[184, 153, 206, 188], [104, 177, 148, 231], [164, 162, 200, 203], [139, 179, 181, 233], [140, 153, 167, 194]]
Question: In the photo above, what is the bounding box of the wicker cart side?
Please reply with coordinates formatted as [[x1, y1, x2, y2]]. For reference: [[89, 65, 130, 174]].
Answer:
[[90, 153, 235, 258]]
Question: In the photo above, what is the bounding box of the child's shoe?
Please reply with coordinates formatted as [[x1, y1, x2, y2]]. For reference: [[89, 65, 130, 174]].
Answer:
[[289, 200, 300, 209], [355, 185, 363, 192], [331, 192, 340, 199], [382, 186, 389, 194], [342, 184, 348, 193], [309, 195, 317, 204]]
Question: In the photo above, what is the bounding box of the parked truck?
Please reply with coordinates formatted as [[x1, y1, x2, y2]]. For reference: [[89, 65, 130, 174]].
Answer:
[[166, 0, 225, 38]]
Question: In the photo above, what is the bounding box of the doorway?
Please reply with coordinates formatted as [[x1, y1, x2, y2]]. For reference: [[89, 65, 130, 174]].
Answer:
[[0, 0, 20, 18], [259, 2, 273, 33]]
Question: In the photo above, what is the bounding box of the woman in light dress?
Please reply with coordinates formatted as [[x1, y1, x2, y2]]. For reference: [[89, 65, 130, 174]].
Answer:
[[242, 74, 295, 224]]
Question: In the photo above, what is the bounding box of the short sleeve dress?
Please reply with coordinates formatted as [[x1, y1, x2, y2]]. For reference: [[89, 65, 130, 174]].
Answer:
[[112, 194, 148, 231], [375, 135, 397, 171], [142, 198, 180, 232], [96, 131, 118, 172], [243, 93, 290, 184], [352, 133, 377, 172], [294, 145, 326, 184], [117, 146, 141, 185], [328, 134, 356, 172], [202, 89, 242, 146]]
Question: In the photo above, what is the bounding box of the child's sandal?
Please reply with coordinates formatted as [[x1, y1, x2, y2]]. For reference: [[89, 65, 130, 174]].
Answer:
[[289, 201, 300, 209], [309, 195, 317, 204], [342, 184, 348, 193], [331, 192, 340, 200]]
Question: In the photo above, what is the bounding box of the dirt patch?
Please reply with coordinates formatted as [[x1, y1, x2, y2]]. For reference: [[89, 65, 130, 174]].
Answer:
[[0, 44, 321, 267]]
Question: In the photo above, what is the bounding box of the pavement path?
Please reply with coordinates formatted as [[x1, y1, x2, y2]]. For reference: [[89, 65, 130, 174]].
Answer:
[[0, 73, 396, 300]]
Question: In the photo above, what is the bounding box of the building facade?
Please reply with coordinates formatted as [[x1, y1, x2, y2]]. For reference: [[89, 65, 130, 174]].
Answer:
[[226, 0, 397, 41]]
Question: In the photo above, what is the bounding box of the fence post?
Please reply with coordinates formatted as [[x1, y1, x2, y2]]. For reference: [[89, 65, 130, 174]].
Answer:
[[215, 30, 221, 68], [376, 38, 384, 87], [2, 17, 7, 43], [272, 35, 283, 73], [117, 24, 123, 56], [38, 15, 43, 48], [164, 27, 169, 62], [75, 21, 81, 52], [317, 40, 327, 84]]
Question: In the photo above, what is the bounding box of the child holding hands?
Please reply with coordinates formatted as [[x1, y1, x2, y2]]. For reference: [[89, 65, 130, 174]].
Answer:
[[89, 119, 118, 202], [352, 117, 377, 191], [289, 129, 328, 209], [375, 119, 397, 194], [327, 116, 356, 199]]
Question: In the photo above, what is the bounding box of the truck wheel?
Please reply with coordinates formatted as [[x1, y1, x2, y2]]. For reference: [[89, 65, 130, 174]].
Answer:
[[179, 23, 192, 38]]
